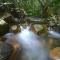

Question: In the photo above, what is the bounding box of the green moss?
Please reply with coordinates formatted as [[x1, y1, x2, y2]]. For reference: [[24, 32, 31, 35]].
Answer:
[[0, 24, 9, 36]]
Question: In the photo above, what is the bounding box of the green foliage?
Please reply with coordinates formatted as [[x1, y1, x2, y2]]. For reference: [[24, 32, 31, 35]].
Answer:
[[49, 0, 60, 14], [18, 0, 41, 16], [0, 0, 60, 16]]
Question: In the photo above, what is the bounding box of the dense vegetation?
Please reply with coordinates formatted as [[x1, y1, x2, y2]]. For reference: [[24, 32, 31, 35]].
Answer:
[[0, 0, 60, 17]]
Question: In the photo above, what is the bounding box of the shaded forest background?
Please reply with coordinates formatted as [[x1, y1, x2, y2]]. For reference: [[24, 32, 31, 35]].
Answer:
[[0, 0, 60, 17]]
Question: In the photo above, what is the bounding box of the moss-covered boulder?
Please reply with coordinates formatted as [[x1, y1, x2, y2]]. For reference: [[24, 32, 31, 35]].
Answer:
[[0, 24, 9, 36]]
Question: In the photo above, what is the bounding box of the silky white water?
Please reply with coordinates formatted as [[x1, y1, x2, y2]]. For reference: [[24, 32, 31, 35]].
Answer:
[[16, 26, 49, 60]]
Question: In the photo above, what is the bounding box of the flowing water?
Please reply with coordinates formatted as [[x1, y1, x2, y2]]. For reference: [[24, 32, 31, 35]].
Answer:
[[16, 27, 49, 60]]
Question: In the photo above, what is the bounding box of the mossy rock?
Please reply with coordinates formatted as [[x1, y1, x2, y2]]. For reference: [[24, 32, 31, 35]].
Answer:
[[0, 24, 9, 36]]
